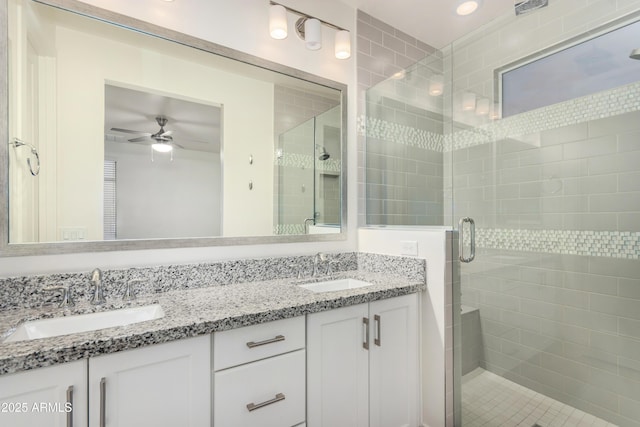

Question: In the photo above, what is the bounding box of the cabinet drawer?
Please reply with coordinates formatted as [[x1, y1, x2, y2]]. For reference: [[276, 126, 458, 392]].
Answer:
[[214, 350, 305, 427], [213, 315, 304, 370]]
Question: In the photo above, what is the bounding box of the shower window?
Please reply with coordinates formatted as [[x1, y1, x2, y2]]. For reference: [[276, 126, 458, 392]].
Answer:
[[498, 17, 640, 117]]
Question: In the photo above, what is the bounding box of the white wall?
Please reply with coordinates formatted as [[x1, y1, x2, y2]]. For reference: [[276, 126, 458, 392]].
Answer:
[[105, 142, 221, 239], [0, 0, 356, 275], [358, 227, 452, 427]]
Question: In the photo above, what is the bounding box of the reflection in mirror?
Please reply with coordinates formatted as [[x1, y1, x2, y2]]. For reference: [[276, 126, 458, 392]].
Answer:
[[104, 85, 222, 240], [4, 0, 346, 252]]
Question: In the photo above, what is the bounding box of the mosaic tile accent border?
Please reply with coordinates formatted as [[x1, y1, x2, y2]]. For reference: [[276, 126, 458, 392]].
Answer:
[[273, 223, 305, 235], [467, 228, 640, 259], [358, 115, 444, 152], [447, 81, 640, 151], [275, 152, 341, 173], [360, 81, 640, 153]]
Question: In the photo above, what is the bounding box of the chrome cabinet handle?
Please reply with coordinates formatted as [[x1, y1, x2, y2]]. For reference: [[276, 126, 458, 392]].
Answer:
[[458, 217, 476, 263], [374, 314, 381, 347], [363, 317, 369, 350], [246, 393, 285, 412], [246, 335, 285, 348], [66, 385, 73, 427], [99, 377, 106, 427]]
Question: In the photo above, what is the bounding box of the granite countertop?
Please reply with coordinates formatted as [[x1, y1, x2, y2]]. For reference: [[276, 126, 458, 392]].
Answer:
[[0, 270, 424, 376]]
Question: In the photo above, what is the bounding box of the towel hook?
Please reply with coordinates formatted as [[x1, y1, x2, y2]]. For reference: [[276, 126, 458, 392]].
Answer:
[[9, 138, 40, 176]]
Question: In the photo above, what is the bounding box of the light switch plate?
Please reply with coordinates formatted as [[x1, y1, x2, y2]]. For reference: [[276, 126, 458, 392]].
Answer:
[[400, 240, 418, 256]]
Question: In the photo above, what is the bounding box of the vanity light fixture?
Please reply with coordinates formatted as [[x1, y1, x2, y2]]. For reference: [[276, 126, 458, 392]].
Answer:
[[269, 1, 351, 59], [462, 92, 477, 111], [475, 98, 490, 115], [269, 4, 288, 39], [455, 0, 482, 16], [489, 103, 501, 120], [428, 74, 444, 96]]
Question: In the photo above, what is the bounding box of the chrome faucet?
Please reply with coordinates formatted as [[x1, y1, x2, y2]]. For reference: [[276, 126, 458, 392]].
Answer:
[[312, 252, 327, 277], [90, 268, 106, 305]]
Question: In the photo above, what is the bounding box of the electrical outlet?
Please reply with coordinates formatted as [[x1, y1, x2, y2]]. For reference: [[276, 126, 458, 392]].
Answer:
[[400, 240, 418, 256], [60, 227, 88, 241]]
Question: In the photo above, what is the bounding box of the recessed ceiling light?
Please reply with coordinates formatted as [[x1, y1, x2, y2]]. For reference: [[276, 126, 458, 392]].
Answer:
[[456, 0, 482, 16]]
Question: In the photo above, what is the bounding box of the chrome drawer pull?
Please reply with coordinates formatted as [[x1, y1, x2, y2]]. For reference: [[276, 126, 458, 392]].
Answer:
[[363, 317, 369, 350], [99, 377, 106, 427], [246, 335, 285, 348], [246, 393, 285, 412], [374, 314, 381, 347], [66, 385, 73, 427]]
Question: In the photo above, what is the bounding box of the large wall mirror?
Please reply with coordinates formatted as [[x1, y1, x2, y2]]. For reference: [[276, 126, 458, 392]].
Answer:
[[1, 0, 347, 255]]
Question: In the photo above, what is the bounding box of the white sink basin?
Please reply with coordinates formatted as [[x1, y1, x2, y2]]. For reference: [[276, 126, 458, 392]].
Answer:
[[4, 304, 165, 343], [299, 278, 373, 293]]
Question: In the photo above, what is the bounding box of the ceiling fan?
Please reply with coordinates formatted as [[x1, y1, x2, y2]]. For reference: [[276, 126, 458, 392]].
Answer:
[[111, 116, 184, 152]]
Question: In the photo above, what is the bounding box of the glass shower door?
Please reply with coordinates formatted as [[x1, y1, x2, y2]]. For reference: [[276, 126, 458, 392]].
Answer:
[[450, 8, 640, 427]]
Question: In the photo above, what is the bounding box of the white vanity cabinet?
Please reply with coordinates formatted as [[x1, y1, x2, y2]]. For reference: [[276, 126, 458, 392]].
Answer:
[[0, 360, 88, 427], [88, 335, 210, 427], [213, 316, 306, 427], [307, 294, 418, 427]]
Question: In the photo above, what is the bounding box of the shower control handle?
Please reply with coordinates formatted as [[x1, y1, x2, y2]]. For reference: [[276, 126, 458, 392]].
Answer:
[[458, 217, 476, 263]]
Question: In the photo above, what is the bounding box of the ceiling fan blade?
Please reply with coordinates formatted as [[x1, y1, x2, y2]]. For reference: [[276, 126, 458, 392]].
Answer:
[[128, 140, 153, 146], [160, 130, 173, 136], [129, 136, 152, 143], [172, 142, 184, 149], [111, 128, 152, 135]]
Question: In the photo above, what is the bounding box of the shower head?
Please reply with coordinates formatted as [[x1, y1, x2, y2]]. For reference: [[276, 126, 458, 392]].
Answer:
[[318, 146, 330, 161], [630, 48, 640, 60]]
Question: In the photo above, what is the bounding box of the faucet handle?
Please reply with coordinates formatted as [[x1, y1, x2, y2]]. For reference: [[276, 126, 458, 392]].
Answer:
[[43, 285, 74, 308], [123, 279, 147, 302], [289, 264, 305, 280], [326, 261, 334, 276]]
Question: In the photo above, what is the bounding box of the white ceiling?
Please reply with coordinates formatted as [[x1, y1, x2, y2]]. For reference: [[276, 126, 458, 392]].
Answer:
[[104, 84, 221, 153], [340, 0, 516, 48]]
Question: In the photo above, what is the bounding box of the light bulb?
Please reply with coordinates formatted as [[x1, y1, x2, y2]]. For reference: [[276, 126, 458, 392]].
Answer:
[[456, 0, 481, 16], [334, 30, 351, 59], [269, 5, 288, 40], [152, 142, 173, 153], [476, 98, 490, 115], [462, 92, 476, 111], [305, 18, 322, 50], [429, 74, 444, 96]]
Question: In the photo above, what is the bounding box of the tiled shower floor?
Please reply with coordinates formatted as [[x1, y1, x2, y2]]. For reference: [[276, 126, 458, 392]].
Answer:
[[461, 368, 617, 427]]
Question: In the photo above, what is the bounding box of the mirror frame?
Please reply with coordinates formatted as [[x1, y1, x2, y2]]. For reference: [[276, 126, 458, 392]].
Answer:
[[0, 0, 348, 256]]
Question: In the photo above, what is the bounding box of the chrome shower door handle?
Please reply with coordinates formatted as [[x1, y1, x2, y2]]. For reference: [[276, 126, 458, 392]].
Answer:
[[458, 217, 476, 263]]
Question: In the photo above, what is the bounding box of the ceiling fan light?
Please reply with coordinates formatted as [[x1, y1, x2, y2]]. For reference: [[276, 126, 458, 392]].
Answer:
[[152, 142, 173, 153]]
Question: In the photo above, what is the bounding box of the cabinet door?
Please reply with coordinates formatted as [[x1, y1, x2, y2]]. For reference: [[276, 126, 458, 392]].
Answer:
[[0, 360, 88, 427], [369, 294, 418, 427], [88, 335, 210, 427], [307, 303, 369, 427]]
